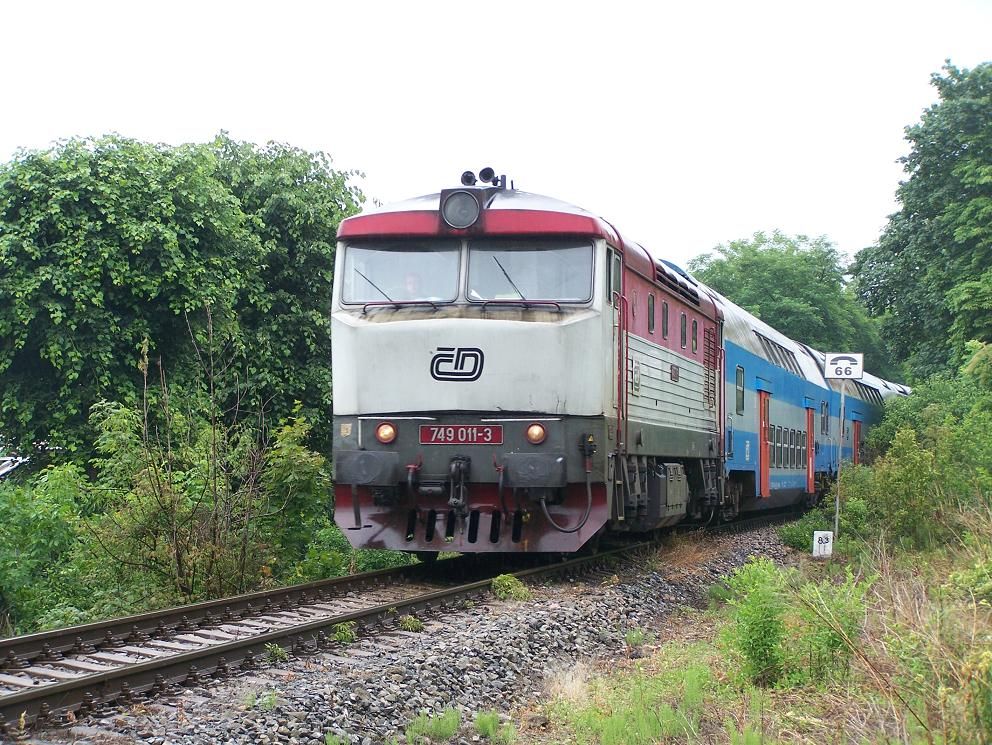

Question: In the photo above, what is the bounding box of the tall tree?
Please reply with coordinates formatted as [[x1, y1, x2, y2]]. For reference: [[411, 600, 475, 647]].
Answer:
[[0, 135, 362, 459], [688, 231, 896, 378], [853, 61, 992, 378], [211, 134, 363, 454]]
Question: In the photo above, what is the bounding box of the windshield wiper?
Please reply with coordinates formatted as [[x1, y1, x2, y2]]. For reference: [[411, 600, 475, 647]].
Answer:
[[354, 269, 392, 301], [492, 257, 526, 300]]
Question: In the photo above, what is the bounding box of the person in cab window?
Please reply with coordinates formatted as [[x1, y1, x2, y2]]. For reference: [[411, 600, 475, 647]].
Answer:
[[403, 271, 423, 300]]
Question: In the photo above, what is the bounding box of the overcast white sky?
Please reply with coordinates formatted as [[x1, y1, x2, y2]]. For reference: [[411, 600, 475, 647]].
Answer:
[[2, 0, 990, 267]]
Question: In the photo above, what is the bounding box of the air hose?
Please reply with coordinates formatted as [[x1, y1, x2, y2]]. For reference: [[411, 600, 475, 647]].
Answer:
[[539, 470, 593, 534]]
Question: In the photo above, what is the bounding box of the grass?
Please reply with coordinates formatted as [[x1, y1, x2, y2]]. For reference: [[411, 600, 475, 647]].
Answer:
[[405, 707, 461, 743], [259, 689, 278, 711], [491, 574, 531, 601], [543, 523, 992, 745], [624, 626, 649, 649], [474, 709, 516, 743]]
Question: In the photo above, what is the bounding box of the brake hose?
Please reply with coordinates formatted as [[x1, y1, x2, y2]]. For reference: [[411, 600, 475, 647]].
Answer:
[[539, 470, 593, 534]]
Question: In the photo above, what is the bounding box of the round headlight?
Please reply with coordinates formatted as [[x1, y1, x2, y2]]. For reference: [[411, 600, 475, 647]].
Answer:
[[375, 422, 397, 444], [441, 190, 480, 229], [525, 423, 547, 445]]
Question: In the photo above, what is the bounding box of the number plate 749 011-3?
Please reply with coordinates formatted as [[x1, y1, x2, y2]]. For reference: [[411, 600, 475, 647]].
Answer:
[[419, 425, 503, 445]]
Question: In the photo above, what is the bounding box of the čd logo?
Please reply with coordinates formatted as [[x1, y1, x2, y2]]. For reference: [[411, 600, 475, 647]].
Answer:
[[431, 347, 484, 382]]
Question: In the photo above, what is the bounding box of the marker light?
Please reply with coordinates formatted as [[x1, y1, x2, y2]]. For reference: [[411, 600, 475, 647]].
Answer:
[[375, 422, 397, 444], [441, 190, 481, 229], [525, 423, 547, 445]]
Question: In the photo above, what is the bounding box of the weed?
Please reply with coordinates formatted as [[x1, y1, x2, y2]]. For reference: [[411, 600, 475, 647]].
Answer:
[[264, 642, 289, 663], [259, 690, 278, 711], [332, 621, 357, 643], [399, 614, 424, 632], [324, 735, 346, 745], [624, 627, 649, 649], [406, 707, 461, 743], [243, 691, 257, 709], [491, 574, 531, 601], [474, 709, 516, 743]]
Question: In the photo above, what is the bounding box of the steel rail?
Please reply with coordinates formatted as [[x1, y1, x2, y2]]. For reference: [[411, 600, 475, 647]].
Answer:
[[0, 561, 438, 667]]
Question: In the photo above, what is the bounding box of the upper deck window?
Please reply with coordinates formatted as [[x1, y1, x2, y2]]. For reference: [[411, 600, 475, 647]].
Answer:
[[342, 240, 460, 303], [467, 239, 593, 302]]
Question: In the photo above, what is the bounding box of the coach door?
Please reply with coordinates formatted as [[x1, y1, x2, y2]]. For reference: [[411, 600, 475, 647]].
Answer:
[[758, 390, 771, 497], [805, 407, 815, 494], [853, 420, 862, 466]]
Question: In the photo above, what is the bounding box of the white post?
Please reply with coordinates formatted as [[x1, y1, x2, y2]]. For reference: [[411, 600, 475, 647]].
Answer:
[[835, 380, 845, 539]]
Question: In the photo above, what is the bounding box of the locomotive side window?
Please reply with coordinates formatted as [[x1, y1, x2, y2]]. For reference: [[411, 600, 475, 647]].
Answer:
[[680, 313, 687, 348], [606, 249, 614, 303], [662, 301, 669, 338], [735, 366, 744, 414], [342, 240, 461, 303], [468, 239, 594, 303], [648, 294, 655, 333], [691, 319, 698, 353]]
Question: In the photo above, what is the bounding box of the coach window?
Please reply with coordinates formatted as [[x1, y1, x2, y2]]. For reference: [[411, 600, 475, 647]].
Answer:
[[680, 313, 687, 348], [776, 426, 783, 467], [662, 301, 669, 338], [691, 319, 698, 353], [801, 432, 807, 466], [735, 366, 745, 415], [648, 294, 655, 333], [790, 430, 796, 468]]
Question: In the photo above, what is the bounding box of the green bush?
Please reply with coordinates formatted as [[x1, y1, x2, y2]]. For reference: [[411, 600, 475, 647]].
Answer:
[[949, 558, 992, 602], [491, 574, 531, 601], [726, 558, 786, 686], [789, 566, 871, 685]]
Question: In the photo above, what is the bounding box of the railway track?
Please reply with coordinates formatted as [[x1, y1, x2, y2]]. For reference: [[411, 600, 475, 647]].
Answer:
[[0, 510, 796, 739]]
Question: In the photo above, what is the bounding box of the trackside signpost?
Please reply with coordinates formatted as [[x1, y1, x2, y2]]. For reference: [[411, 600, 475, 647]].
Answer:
[[823, 353, 864, 548]]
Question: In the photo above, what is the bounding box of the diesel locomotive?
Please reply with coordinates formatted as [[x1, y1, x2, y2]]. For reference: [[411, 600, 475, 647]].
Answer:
[[330, 170, 906, 555]]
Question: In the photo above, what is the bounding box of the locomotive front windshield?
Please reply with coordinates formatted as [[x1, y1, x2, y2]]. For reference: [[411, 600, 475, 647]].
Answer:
[[342, 240, 461, 303], [340, 238, 593, 304], [467, 239, 593, 302]]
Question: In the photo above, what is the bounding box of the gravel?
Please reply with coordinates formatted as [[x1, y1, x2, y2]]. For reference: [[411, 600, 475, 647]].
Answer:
[[33, 526, 791, 745]]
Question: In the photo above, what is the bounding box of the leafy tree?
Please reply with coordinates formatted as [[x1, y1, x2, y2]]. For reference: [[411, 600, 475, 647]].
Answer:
[[853, 61, 992, 378], [688, 231, 895, 378], [0, 134, 362, 460], [211, 134, 364, 454], [0, 137, 253, 456]]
